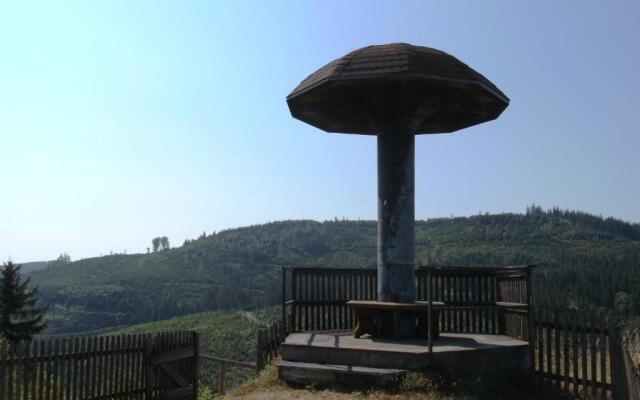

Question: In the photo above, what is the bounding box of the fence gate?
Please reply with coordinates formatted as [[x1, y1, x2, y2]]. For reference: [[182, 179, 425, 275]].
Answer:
[[147, 331, 199, 400], [0, 331, 199, 400]]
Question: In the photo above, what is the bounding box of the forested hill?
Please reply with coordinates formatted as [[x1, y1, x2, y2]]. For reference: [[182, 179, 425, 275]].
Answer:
[[30, 207, 640, 334]]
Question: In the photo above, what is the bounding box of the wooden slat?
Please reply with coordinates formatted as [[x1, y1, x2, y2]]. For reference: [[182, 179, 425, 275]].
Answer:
[[115, 335, 125, 395], [572, 312, 579, 397], [21, 341, 29, 400], [52, 338, 60, 400], [599, 314, 607, 399], [127, 335, 136, 397], [546, 308, 552, 383], [38, 340, 46, 400], [80, 337, 88, 400], [590, 315, 598, 397], [145, 334, 153, 400], [70, 337, 78, 400], [120, 335, 127, 396], [554, 308, 560, 389], [537, 308, 544, 380], [93, 335, 102, 399], [0, 340, 5, 400], [581, 314, 588, 395], [563, 312, 570, 390], [29, 341, 37, 400], [65, 338, 72, 400]]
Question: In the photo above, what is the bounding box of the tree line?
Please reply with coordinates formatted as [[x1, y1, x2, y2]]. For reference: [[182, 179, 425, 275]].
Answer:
[[151, 236, 170, 253]]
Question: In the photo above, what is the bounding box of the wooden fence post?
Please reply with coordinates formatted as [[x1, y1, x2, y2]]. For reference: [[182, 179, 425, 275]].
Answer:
[[256, 328, 265, 370], [144, 334, 153, 400], [193, 331, 199, 400], [609, 320, 630, 400], [218, 360, 226, 395], [527, 266, 536, 382], [282, 267, 287, 333]]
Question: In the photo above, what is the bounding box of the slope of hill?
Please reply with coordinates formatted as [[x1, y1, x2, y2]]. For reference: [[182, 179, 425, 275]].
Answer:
[[29, 207, 640, 334], [20, 261, 49, 274]]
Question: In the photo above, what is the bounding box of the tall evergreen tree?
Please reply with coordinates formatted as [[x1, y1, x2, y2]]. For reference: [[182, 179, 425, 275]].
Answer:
[[0, 261, 47, 341]]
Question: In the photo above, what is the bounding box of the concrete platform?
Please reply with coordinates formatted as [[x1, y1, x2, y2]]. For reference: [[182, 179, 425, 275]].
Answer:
[[278, 360, 406, 387], [279, 331, 531, 385]]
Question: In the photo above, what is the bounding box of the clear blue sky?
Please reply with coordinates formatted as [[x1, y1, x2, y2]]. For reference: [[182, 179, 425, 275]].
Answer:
[[1, 0, 639, 262]]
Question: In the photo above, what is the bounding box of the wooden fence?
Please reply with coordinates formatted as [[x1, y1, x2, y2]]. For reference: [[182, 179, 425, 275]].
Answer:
[[532, 307, 612, 398], [282, 265, 533, 339], [256, 319, 286, 370], [0, 331, 198, 400], [200, 354, 255, 396], [199, 319, 286, 395], [620, 341, 640, 400]]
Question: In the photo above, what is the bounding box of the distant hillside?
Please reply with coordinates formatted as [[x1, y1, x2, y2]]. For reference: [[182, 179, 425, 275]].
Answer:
[[30, 207, 640, 334], [20, 261, 49, 274], [112, 307, 279, 393]]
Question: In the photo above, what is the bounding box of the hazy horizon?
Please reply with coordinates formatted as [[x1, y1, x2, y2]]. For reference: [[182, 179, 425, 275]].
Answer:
[[2, 1, 639, 261]]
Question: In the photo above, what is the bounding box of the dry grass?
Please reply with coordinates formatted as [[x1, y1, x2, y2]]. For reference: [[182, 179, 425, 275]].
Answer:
[[218, 359, 571, 400]]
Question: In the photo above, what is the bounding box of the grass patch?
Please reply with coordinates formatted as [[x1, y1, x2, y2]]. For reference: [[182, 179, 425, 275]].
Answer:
[[222, 360, 572, 400]]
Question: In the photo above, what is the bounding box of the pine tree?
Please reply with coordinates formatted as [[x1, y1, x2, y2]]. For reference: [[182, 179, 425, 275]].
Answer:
[[0, 261, 47, 342]]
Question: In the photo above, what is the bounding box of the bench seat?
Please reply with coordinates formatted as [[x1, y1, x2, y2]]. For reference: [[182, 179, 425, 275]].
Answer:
[[346, 300, 444, 340]]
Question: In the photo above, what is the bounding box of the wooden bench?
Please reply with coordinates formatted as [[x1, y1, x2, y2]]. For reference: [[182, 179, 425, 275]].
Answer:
[[346, 300, 444, 340]]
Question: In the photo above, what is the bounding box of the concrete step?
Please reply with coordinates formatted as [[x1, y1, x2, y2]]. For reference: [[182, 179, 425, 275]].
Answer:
[[278, 360, 406, 387], [280, 342, 429, 370]]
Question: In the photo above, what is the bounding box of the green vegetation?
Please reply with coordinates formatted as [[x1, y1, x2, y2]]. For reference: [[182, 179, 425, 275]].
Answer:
[[1, 261, 47, 341], [20, 261, 49, 274], [112, 306, 279, 393], [30, 207, 640, 334]]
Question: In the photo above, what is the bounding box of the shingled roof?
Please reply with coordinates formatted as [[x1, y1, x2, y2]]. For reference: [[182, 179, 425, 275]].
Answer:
[[288, 43, 508, 103], [286, 43, 509, 135]]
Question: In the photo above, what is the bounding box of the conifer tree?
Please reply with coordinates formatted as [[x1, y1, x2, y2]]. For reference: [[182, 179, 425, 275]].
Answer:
[[0, 261, 47, 342]]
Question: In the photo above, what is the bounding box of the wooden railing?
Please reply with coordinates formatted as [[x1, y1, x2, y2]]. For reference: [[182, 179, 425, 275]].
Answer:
[[282, 265, 534, 340], [201, 320, 286, 395], [0, 331, 198, 400], [282, 267, 376, 333], [200, 354, 256, 395], [418, 266, 533, 341]]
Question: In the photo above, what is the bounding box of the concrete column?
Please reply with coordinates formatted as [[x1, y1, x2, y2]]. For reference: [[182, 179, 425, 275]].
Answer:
[[377, 128, 416, 338]]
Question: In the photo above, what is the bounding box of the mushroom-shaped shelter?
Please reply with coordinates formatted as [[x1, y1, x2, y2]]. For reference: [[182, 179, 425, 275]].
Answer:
[[287, 43, 509, 338]]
